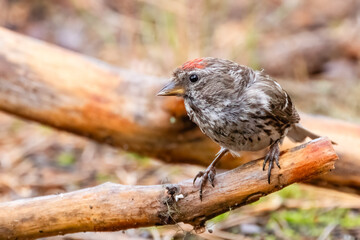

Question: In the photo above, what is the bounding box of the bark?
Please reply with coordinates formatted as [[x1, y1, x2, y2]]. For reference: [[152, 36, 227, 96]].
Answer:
[[0, 27, 358, 193], [0, 138, 337, 239]]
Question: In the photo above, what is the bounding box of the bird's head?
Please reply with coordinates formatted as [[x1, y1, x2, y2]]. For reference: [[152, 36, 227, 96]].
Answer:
[[157, 57, 241, 99]]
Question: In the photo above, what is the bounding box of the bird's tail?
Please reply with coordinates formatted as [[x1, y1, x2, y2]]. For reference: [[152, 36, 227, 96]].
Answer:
[[287, 123, 323, 143]]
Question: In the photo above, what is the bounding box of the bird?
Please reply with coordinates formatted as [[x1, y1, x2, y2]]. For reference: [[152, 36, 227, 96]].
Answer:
[[157, 57, 322, 200]]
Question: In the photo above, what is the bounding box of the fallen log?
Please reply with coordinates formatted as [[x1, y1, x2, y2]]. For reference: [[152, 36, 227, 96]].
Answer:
[[0, 138, 337, 239], [0, 27, 358, 193]]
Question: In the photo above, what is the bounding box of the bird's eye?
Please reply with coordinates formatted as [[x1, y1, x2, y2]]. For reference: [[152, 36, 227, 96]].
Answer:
[[189, 74, 199, 83]]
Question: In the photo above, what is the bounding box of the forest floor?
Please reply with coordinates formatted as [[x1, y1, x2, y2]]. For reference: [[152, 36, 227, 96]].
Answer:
[[1, 0, 360, 239]]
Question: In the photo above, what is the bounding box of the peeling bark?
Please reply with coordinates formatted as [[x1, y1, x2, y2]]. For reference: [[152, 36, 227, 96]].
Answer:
[[0, 27, 358, 194], [0, 138, 337, 239]]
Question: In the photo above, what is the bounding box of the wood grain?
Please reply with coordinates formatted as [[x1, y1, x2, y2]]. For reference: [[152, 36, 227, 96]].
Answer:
[[0, 27, 358, 193], [0, 138, 337, 239]]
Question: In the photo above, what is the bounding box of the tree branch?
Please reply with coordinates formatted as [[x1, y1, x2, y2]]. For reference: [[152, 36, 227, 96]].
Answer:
[[0, 138, 337, 239], [0, 27, 357, 193]]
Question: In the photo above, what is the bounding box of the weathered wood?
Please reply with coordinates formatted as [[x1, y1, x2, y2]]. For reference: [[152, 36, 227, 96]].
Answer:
[[0, 27, 358, 193], [0, 27, 217, 167], [285, 116, 360, 194], [0, 138, 337, 239]]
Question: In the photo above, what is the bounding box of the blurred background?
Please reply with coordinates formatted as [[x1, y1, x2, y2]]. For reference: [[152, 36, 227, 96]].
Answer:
[[0, 0, 360, 239]]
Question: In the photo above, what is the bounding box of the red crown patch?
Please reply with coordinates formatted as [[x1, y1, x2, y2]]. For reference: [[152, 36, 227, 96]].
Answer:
[[181, 58, 205, 70]]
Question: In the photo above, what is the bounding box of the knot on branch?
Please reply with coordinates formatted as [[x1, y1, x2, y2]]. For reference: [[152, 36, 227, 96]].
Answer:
[[157, 184, 181, 225]]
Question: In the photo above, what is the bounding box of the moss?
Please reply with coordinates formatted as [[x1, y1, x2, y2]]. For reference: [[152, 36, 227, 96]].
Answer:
[[209, 211, 230, 224], [95, 172, 117, 183], [56, 152, 76, 167], [277, 184, 305, 199], [267, 208, 358, 238], [125, 152, 150, 165]]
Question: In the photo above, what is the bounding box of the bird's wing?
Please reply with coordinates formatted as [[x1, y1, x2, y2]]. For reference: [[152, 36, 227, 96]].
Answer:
[[254, 72, 300, 126], [267, 84, 300, 126]]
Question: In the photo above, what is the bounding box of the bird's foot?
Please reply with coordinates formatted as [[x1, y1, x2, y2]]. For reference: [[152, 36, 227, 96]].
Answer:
[[193, 166, 217, 201], [263, 140, 281, 184]]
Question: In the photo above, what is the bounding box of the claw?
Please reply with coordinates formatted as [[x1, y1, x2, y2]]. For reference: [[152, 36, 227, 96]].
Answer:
[[275, 154, 281, 169], [267, 157, 273, 183], [199, 175, 208, 201], [199, 187, 203, 201], [263, 140, 281, 184], [193, 166, 216, 201], [208, 168, 216, 187], [193, 148, 229, 201], [193, 171, 205, 185], [263, 154, 270, 171], [209, 178, 215, 187]]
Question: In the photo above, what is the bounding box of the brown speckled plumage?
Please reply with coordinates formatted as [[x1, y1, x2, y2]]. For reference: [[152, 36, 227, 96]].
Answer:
[[158, 57, 320, 200]]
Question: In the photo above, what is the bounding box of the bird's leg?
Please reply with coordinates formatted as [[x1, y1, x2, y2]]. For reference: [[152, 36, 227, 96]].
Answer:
[[193, 148, 229, 201], [263, 139, 281, 184]]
